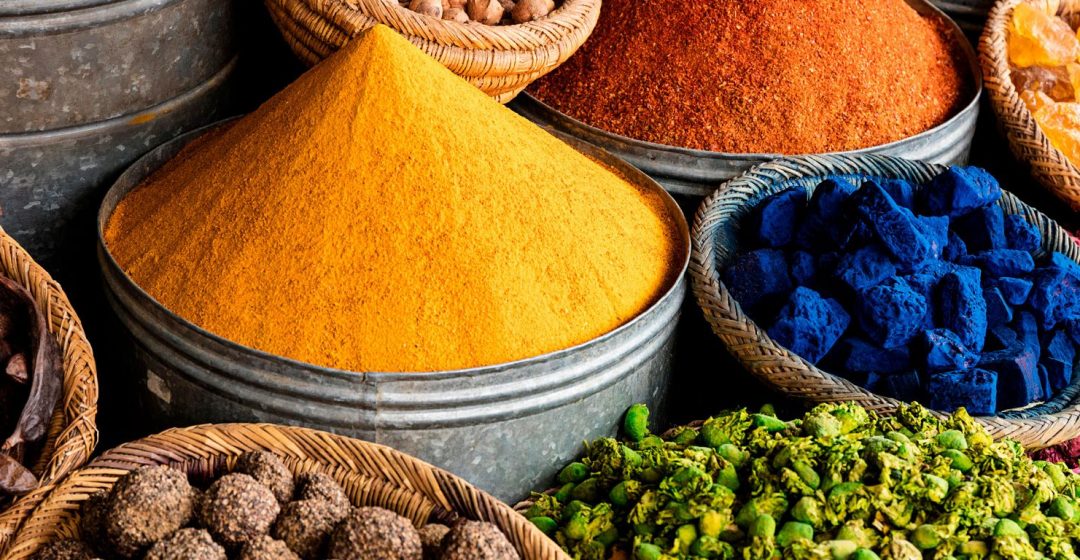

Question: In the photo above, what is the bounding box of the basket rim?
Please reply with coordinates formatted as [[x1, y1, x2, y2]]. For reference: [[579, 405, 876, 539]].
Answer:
[[273, 0, 601, 50], [4, 423, 568, 560], [689, 153, 1080, 449], [0, 225, 98, 552], [979, 0, 1080, 209]]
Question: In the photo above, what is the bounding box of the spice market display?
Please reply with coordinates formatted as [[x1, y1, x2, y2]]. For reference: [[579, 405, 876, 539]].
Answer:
[[528, 0, 970, 154], [10, 1, 1080, 560]]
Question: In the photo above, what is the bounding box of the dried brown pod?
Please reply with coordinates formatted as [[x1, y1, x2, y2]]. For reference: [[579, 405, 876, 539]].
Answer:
[[0, 453, 36, 494], [466, 0, 504, 24], [6, 353, 27, 385], [410, 0, 443, 17], [444, 8, 469, 22], [510, 0, 553, 22], [0, 275, 62, 454]]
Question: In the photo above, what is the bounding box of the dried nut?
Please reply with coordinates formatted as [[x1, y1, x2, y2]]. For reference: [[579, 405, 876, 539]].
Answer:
[[410, 0, 444, 17], [466, 0, 504, 24], [510, 0, 553, 22], [444, 8, 470, 22]]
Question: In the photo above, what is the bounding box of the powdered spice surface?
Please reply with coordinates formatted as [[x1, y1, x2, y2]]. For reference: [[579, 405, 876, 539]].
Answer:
[[530, 0, 971, 154], [104, 26, 681, 373]]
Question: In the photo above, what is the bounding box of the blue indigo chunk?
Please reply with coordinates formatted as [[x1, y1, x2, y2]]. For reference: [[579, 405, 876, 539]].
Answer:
[[966, 250, 1035, 278], [1029, 252, 1080, 330], [983, 287, 1014, 328], [882, 178, 915, 208], [943, 231, 968, 262], [1039, 364, 1052, 403], [923, 328, 978, 373], [920, 166, 1003, 218], [724, 249, 792, 311], [836, 337, 911, 375], [954, 205, 1006, 252], [795, 179, 857, 251], [936, 266, 988, 352], [752, 187, 806, 248], [995, 277, 1033, 307], [867, 371, 923, 402], [1005, 214, 1042, 253], [980, 312, 1043, 410], [854, 181, 933, 268], [988, 323, 1019, 350], [767, 287, 850, 364], [1044, 329, 1076, 392], [918, 216, 950, 262], [927, 369, 997, 415], [857, 278, 929, 348], [835, 244, 896, 291], [789, 251, 817, 287]]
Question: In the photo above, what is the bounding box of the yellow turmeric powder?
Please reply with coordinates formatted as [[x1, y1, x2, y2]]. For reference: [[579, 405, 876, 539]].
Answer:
[[104, 25, 682, 373]]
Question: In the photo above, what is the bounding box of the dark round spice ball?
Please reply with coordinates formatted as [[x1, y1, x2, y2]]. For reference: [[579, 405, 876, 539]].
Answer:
[[30, 539, 94, 560], [234, 451, 294, 504], [144, 528, 225, 560], [418, 524, 449, 560], [236, 535, 300, 560], [296, 472, 350, 521], [199, 473, 280, 548], [77, 491, 108, 551], [327, 507, 421, 560], [441, 521, 519, 560], [105, 466, 195, 558], [271, 499, 338, 559]]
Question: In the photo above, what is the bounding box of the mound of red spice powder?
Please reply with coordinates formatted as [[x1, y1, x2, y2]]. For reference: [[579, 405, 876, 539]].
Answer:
[[530, 0, 972, 154]]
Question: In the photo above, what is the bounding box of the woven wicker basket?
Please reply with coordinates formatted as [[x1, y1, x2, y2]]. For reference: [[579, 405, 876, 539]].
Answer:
[[691, 153, 1080, 449], [0, 227, 97, 554], [2, 423, 568, 560], [981, 0, 1080, 211], [264, 0, 600, 103]]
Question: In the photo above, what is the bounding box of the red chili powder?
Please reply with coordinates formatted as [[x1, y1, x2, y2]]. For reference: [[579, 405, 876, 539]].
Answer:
[[530, 0, 971, 155]]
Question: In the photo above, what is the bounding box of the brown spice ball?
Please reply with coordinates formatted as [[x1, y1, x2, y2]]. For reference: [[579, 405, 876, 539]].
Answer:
[[234, 451, 294, 504], [296, 472, 350, 521], [105, 466, 195, 558], [236, 535, 300, 560], [327, 507, 421, 560], [418, 524, 449, 560], [144, 528, 225, 560], [199, 473, 280, 548], [440, 521, 519, 560], [271, 499, 338, 559], [30, 539, 94, 560], [77, 491, 108, 551]]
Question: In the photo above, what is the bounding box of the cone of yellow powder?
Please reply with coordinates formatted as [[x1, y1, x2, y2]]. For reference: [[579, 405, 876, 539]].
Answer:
[[103, 25, 685, 373]]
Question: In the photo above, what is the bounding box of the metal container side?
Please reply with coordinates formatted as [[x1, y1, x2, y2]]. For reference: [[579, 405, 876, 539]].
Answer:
[[929, 0, 993, 36], [0, 0, 234, 133], [0, 1, 118, 16], [96, 122, 691, 503], [0, 57, 236, 275], [509, 0, 983, 206]]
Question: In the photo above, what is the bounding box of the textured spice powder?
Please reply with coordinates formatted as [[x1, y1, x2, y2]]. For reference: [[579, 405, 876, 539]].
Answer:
[[104, 25, 682, 373], [530, 0, 971, 154]]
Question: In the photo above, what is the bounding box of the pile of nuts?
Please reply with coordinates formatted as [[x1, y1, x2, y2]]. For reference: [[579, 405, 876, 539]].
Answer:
[[32, 451, 521, 560], [398, 0, 557, 25]]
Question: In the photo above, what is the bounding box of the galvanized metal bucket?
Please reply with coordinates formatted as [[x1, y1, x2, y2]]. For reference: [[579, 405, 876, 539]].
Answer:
[[96, 121, 691, 504], [0, 0, 236, 275], [510, 0, 982, 210]]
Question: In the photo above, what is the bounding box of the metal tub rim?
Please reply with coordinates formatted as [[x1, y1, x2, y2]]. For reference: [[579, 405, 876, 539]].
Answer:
[[0, 0, 188, 35], [97, 118, 691, 425], [511, 0, 983, 197]]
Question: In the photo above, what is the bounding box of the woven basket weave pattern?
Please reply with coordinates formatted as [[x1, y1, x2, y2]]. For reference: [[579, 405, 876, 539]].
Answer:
[[982, 0, 1080, 211], [0, 227, 97, 554], [264, 0, 600, 103], [690, 154, 1080, 449], [3, 424, 567, 560]]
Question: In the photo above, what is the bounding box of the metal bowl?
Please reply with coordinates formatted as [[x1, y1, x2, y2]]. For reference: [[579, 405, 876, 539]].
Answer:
[[97, 119, 691, 503], [510, 0, 983, 210]]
